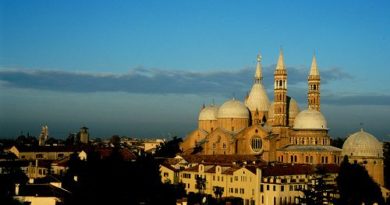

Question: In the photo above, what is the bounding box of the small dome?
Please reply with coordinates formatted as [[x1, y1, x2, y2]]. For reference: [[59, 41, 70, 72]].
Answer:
[[217, 99, 249, 119], [198, 105, 219, 121], [293, 109, 327, 130], [245, 84, 270, 112], [342, 129, 383, 158], [268, 97, 300, 120]]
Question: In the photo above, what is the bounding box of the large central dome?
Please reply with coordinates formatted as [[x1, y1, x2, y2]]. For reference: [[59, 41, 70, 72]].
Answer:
[[342, 129, 383, 158], [293, 109, 327, 130], [245, 84, 270, 112], [217, 99, 249, 119]]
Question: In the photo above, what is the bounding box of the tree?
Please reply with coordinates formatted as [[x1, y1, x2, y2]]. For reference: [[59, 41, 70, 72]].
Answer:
[[195, 175, 206, 194], [296, 167, 338, 205], [336, 156, 385, 205], [155, 136, 183, 158], [331, 137, 345, 148], [213, 186, 224, 199], [384, 142, 390, 188]]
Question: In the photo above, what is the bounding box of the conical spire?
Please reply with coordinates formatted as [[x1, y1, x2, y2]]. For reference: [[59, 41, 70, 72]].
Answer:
[[276, 48, 286, 70], [309, 54, 320, 76], [255, 53, 263, 83]]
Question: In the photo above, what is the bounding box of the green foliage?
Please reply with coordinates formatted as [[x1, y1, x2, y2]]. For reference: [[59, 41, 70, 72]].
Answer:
[[296, 167, 338, 205], [195, 175, 206, 194], [155, 136, 183, 158], [384, 142, 390, 188], [331, 137, 345, 149], [336, 156, 385, 205], [63, 150, 185, 205]]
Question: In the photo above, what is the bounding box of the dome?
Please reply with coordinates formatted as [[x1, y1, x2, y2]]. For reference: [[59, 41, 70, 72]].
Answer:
[[198, 105, 219, 121], [293, 109, 327, 130], [342, 129, 383, 158], [245, 84, 270, 112], [217, 99, 249, 119], [268, 97, 300, 119]]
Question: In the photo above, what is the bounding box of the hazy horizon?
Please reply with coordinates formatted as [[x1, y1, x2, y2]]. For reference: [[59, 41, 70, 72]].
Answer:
[[1, 1, 390, 141]]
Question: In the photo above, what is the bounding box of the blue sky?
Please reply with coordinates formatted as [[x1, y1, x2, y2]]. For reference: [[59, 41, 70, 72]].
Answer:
[[1, 0, 390, 140]]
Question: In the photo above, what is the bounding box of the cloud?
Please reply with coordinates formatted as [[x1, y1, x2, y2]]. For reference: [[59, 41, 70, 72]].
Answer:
[[323, 94, 390, 106], [0, 65, 351, 97]]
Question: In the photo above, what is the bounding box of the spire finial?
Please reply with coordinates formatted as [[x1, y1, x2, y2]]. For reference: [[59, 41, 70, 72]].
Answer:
[[276, 47, 286, 70], [309, 54, 319, 76], [255, 53, 263, 83], [257, 53, 262, 62]]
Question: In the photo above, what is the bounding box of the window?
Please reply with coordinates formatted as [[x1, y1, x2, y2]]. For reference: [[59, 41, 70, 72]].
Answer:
[[57, 153, 64, 158], [240, 188, 244, 194], [281, 185, 284, 192], [36, 154, 43, 159], [266, 185, 269, 191], [163, 172, 169, 177], [235, 188, 238, 193], [183, 173, 191, 179], [251, 136, 262, 153], [235, 176, 238, 181], [260, 185, 263, 192], [273, 185, 276, 191]]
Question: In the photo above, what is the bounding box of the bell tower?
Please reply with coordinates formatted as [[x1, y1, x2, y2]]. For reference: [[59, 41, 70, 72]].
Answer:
[[308, 54, 320, 111], [273, 49, 288, 127]]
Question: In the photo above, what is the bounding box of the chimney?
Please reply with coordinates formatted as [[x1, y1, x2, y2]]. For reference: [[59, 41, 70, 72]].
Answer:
[[15, 184, 20, 195]]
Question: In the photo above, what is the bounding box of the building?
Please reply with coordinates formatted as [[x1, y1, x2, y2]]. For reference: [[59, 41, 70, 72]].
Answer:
[[342, 129, 385, 186], [161, 156, 339, 205], [178, 51, 387, 203], [14, 176, 70, 205], [7, 145, 75, 160], [181, 51, 342, 165], [78, 126, 89, 144], [38, 125, 49, 146]]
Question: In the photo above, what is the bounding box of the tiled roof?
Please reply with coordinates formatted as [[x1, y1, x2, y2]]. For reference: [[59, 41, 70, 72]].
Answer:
[[278, 145, 342, 152], [17, 184, 70, 197], [181, 154, 264, 165], [12, 145, 76, 153]]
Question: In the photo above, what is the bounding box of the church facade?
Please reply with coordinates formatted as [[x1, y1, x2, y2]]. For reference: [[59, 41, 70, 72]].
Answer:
[[181, 50, 343, 165]]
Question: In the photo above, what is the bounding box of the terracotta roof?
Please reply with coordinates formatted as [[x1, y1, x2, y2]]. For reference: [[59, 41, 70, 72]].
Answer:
[[278, 145, 341, 152], [181, 154, 264, 165], [96, 147, 136, 161], [166, 158, 182, 165], [221, 167, 240, 175], [17, 184, 70, 198], [184, 165, 200, 172], [160, 163, 179, 171], [12, 145, 76, 153]]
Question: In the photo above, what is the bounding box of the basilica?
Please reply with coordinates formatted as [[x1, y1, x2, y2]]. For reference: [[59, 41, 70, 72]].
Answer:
[[180, 50, 384, 186]]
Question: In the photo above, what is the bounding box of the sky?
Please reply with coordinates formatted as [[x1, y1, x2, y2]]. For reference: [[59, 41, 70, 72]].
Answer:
[[1, 0, 390, 140]]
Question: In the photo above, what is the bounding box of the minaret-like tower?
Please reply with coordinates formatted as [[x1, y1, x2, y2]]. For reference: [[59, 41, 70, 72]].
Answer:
[[79, 126, 89, 144], [273, 49, 288, 127], [308, 55, 320, 111]]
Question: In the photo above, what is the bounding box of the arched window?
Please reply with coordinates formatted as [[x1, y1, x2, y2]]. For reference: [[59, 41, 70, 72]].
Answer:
[[251, 137, 262, 153]]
